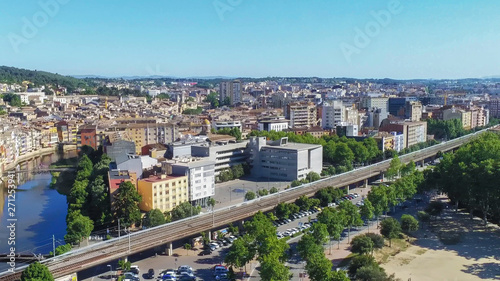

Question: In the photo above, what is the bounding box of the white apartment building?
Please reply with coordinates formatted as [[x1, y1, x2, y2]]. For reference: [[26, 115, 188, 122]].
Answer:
[[258, 119, 289, 132], [322, 101, 345, 129], [168, 160, 216, 207], [212, 121, 242, 131]]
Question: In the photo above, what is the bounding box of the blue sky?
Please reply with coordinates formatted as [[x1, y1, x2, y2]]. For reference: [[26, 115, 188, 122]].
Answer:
[[1, 0, 499, 79]]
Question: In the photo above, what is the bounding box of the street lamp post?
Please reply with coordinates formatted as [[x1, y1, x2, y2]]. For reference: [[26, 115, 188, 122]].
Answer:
[[128, 228, 131, 253]]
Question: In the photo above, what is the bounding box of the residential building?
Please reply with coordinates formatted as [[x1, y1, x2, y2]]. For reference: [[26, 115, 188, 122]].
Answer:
[[488, 99, 500, 118], [336, 125, 359, 137], [167, 160, 216, 206], [322, 101, 345, 129], [77, 125, 97, 150], [257, 118, 289, 132], [379, 120, 427, 148], [361, 97, 389, 114], [212, 121, 242, 131], [219, 80, 242, 105], [286, 102, 318, 128], [137, 174, 189, 213], [248, 137, 323, 181], [405, 101, 423, 122]]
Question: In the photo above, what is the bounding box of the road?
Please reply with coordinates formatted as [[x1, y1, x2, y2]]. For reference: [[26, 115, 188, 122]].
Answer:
[[0, 128, 489, 281]]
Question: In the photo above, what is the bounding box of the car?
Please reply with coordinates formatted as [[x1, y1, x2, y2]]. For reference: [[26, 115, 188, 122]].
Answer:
[[178, 271, 195, 279], [123, 272, 139, 280], [178, 265, 193, 273], [213, 265, 228, 276], [229, 235, 237, 241], [210, 242, 220, 249], [198, 248, 212, 256], [160, 269, 177, 278], [129, 265, 140, 275], [146, 268, 155, 279], [161, 274, 177, 281]]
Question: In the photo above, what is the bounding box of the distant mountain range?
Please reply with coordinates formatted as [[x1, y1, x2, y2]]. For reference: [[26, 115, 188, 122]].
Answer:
[[71, 74, 237, 80]]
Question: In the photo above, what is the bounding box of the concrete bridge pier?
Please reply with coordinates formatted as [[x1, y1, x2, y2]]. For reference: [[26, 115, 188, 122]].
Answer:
[[165, 242, 173, 256], [420, 160, 425, 167], [380, 172, 385, 182], [364, 179, 368, 188]]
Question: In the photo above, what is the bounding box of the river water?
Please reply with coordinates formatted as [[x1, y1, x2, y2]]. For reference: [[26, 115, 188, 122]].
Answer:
[[0, 151, 77, 271]]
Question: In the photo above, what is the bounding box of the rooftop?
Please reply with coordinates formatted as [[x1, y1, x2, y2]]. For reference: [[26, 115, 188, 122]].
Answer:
[[140, 174, 186, 183]]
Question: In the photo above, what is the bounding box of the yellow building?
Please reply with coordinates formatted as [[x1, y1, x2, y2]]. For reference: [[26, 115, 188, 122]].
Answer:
[[460, 110, 472, 130], [137, 174, 189, 213]]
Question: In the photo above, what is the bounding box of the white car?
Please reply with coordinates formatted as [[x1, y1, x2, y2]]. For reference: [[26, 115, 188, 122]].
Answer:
[[210, 242, 220, 249]]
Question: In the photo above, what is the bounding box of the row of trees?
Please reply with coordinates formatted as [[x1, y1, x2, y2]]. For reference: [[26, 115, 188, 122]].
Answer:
[[225, 212, 291, 281], [290, 171, 321, 187], [425, 132, 500, 224], [65, 149, 113, 244], [297, 224, 349, 281], [244, 187, 279, 201], [212, 127, 243, 141], [217, 163, 248, 182]]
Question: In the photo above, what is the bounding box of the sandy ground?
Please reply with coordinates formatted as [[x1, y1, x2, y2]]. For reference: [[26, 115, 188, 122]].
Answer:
[[382, 200, 500, 281]]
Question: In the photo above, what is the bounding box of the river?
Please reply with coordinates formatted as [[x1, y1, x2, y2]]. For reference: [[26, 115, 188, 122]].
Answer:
[[0, 151, 77, 271]]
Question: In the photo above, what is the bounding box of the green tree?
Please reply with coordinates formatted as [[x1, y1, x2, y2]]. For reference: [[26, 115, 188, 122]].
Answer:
[[380, 218, 401, 247], [355, 265, 389, 281], [400, 160, 416, 177], [64, 211, 94, 244], [245, 191, 256, 201], [118, 259, 131, 271], [310, 222, 329, 245], [275, 203, 291, 220], [386, 155, 402, 180], [49, 243, 72, 256], [338, 200, 363, 242], [364, 233, 385, 249], [21, 262, 54, 281], [258, 189, 269, 197], [306, 171, 321, 182], [143, 209, 166, 228], [269, 186, 279, 194], [291, 180, 302, 187], [184, 243, 192, 255], [350, 235, 374, 255], [225, 237, 253, 271], [76, 154, 93, 180], [417, 211, 431, 229], [400, 214, 419, 233], [367, 186, 389, 225], [87, 175, 109, 226], [170, 202, 201, 221], [305, 251, 335, 281], [317, 207, 346, 249], [259, 252, 290, 281], [114, 181, 142, 227], [348, 254, 377, 276], [297, 234, 323, 261], [359, 199, 374, 232]]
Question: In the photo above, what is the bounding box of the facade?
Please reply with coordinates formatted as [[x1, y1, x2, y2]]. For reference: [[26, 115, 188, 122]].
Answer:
[[77, 125, 97, 150], [191, 141, 248, 175], [168, 160, 216, 206], [405, 101, 423, 122], [137, 174, 189, 213], [488, 99, 500, 118], [165, 137, 208, 159], [336, 125, 359, 137], [322, 101, 345, 129], [286, 102, 317, 128], [361, 97, 389, 114], [257, 119, 289, 132], [219, 80, 242, 105], [105, 140, 136, 163], [379, 120, 427, 149], [112, 123, 178, 154], [212, 121, 242, 131], [248, 137, 323, 181]]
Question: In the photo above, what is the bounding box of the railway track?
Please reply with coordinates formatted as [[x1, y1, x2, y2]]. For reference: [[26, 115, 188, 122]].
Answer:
[[0, 128, 488, 280]]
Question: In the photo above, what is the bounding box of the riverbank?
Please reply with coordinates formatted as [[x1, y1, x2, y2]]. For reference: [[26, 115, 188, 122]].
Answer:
[[1, 145, 77, 173]]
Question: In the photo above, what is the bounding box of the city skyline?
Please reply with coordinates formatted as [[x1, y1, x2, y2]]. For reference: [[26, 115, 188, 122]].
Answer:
[[1, 0, 499, 79]]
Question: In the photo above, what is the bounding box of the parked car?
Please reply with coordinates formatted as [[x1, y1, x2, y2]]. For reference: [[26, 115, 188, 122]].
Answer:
[[213, 265, 228, 276], [198, 248, 212, 256], [130, 265, 140, 275]]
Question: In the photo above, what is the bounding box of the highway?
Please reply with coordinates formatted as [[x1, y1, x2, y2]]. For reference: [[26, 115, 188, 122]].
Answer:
[[0, 128, 490, 281]]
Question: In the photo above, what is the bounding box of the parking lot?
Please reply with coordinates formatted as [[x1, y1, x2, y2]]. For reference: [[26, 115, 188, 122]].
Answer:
[[79, 187, 369, 281]]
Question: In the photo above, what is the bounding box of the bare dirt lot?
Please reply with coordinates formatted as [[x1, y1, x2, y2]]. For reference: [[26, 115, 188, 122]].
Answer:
[[381, 201, 500, 281]]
